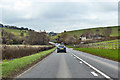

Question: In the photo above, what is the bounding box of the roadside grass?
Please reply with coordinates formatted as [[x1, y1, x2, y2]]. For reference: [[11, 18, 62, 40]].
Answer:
[[66, 46, 119, 61], [74, 48, 119, 61], [1, 47, 56, 78], [66, 45, 73, 48]]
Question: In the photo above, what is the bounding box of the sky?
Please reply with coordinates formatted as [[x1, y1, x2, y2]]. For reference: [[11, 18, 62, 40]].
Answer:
[[0, 0, 119, 33]]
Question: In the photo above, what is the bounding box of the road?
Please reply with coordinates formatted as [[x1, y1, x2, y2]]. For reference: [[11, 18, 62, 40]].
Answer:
[[18, 48, 119, 79]]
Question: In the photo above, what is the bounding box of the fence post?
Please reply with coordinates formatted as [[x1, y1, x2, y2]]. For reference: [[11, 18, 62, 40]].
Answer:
[[115, 42, 117, 49], [104, 43, 105, 49], [111, 42, 113, 49], [106, 42, 108, 49], [108, 42, 110, 49], [118, 41, 120, 49]]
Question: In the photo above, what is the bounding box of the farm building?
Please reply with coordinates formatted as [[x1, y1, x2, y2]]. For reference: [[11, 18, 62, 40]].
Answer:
[[80, 33, 103, 41]]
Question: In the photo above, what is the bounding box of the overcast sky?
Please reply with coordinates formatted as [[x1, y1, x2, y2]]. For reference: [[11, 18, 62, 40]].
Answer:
[[0, 0, 119, 33]]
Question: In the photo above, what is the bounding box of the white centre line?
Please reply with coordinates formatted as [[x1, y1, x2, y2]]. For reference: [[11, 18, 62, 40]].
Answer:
[[71, 53, 113, 80], [91, 72, 98, 76]]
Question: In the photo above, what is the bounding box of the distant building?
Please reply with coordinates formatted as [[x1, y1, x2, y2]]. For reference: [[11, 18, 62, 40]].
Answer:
[[80, 33, 93, 41], [93, 34, 103, 39], [80, 33, 103, 41], [80, 36, 87, 41]]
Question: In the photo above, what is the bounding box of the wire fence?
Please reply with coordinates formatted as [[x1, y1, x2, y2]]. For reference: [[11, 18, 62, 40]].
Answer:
[[73, 41, 120, 49]]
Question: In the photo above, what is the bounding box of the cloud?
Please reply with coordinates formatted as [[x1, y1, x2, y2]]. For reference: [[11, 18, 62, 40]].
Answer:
[[0, 0, 118, 32], [13, 1, 31, 11]]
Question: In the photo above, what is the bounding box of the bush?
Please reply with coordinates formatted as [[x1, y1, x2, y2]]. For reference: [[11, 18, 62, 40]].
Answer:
[[24, 31, 49, 45], [2, 45, 55, 60]]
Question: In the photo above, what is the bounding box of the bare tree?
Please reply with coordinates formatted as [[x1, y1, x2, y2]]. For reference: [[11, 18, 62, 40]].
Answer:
[[20, 31, 24, 37], [96, 29, 100, 35], [102, 27, 112, 37], [24, 31, 49, 45]]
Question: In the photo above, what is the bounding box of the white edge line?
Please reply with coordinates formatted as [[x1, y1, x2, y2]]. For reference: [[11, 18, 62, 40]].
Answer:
[[91, 72, 98, 76], [72, 53, 112, 80]]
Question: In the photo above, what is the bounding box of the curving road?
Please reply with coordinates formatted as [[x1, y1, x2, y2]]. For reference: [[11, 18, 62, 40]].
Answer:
[[17, 48, 119, 79]]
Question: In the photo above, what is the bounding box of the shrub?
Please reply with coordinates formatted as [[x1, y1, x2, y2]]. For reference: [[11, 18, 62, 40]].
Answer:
[[2, 45, 55, 60]]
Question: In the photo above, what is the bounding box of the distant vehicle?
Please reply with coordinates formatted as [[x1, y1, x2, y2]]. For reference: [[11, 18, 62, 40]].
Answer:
[[57, 45, 66, 53], [61, 42, 64, 45], [81, 42, 84, 44], [55, 43, 58, 46]]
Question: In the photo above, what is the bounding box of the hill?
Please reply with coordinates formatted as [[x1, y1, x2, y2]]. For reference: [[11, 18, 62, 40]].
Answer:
[[2, 28, 28, 38], [1, 26, 49, 45], [65, 26, 119, 38]]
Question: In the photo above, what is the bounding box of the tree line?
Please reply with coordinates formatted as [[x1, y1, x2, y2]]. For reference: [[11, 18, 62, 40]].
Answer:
[[55, 27, 116, 45], [0, 23, 34, 31]]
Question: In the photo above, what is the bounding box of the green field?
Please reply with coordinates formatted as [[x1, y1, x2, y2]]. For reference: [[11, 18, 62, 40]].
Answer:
[[3, 28, 28, 38], [2, 47, 56, 78], [65, 26, 119, 38]]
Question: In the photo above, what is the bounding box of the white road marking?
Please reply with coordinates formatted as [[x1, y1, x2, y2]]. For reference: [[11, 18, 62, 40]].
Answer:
[[78, 53, 118, 70], [72, 53, 112, 80], [91, 72, 98, 76], [79, 61, 82, 63]]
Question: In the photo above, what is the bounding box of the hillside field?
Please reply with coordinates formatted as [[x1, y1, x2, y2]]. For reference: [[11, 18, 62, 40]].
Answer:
[[65, 26, 119, 38], [2, 28, 28, 38]]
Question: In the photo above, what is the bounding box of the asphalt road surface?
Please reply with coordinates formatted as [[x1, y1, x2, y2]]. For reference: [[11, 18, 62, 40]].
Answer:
[[18, 48, 119, 79]]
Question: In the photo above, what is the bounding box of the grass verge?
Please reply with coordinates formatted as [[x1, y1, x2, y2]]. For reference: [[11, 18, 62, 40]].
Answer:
[[2, 47, 56, 78], [74, 48, 119, 61], [66, 45, 119, 61], [66, 45, 73, 48]]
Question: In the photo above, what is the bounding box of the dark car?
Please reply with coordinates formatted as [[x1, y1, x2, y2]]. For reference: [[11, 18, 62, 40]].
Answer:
[[57, 45, 66, 53]]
